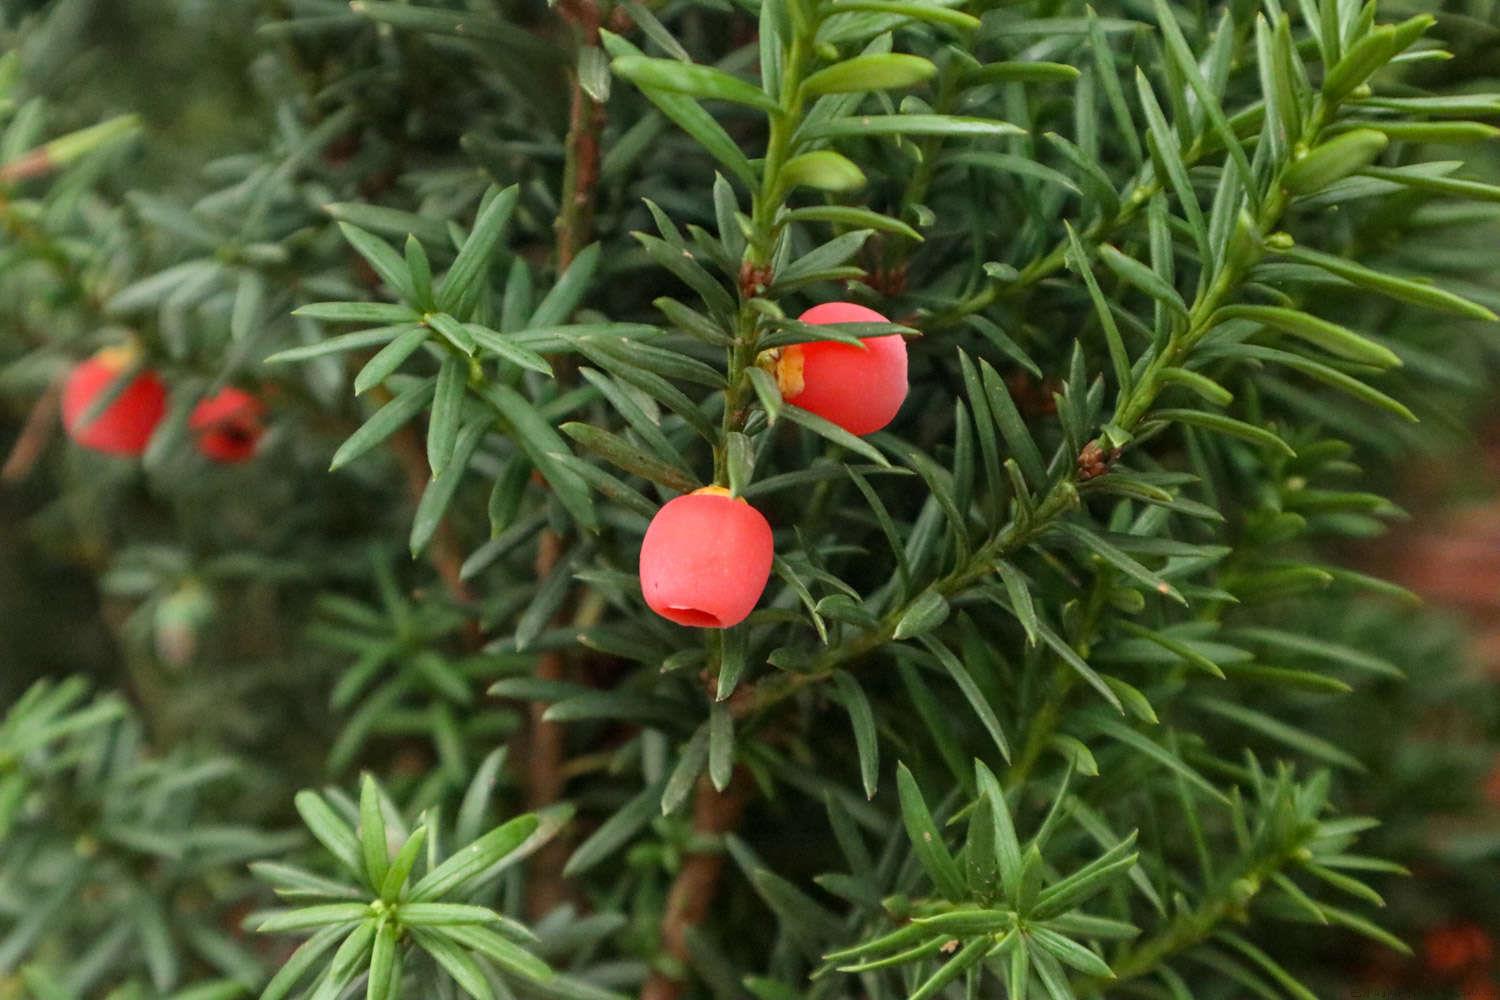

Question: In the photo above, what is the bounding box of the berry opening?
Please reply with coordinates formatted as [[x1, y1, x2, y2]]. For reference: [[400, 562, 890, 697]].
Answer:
[[638, 492, 774, 629], [190, 387, 265, 463], [663, 606, 723, 629]]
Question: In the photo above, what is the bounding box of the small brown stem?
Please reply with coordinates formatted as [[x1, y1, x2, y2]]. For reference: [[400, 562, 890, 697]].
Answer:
[[524, 528, 574, 919], [2, 377, 62, 484], [555, 0, 607, 268], [641, 772, 753, 1000], [0, 149, 55, 185], [556, 88, 605, 269]]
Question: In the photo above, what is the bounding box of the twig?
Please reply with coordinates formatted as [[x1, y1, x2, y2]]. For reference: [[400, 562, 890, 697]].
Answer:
[[524, 529, 574, 919], [2, 377, 62, 484], [521, 0, 611, 918], [1072, 836, 1310, 995], [0, 115, 140, 186], [555, 0, 607, 268], [555, 86, 606, 268], [641, 772, 753, 1000], [728, 481, 1082, 722], [0, 149, 54, 186]]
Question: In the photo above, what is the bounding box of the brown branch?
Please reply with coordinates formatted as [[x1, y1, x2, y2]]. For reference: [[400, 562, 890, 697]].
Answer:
[[524, 528, 574, 919], [556, 87, 605, 268], [554, 0, 607, 269], [521, 0, 612, 918], [2, 377, 62, 484], [641, 772, 753, 1000]]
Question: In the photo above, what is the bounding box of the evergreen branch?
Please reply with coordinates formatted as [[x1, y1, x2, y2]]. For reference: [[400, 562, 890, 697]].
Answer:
[[333, 122, 486, 640], [1072, 833, 1314, 994], [649, 8, 828, 986], [1109, 104, 1341, 432], [925, 119, 1247, 332], [345, 224, 482, 637], [731, 480, 1081, 720], [737, 74, 1356, 734], [714, 2, 816, 484]]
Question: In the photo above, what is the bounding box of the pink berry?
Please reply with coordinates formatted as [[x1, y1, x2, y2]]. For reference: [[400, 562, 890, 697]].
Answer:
[[777, 302, 908, 437], [639, 487, 773, 629]]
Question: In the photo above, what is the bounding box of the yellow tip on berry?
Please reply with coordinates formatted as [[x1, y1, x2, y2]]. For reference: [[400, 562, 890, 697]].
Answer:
[[93, 341, 141, 372], [692, 484, 752, 504], [775, 344, 805, 399]]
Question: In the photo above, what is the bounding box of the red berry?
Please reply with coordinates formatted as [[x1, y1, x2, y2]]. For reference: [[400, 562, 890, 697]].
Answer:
[[61, 349, 167, 456], [1427, 923, 1496, 977], [639, 487, 773, 629], [777, 301, 908, 436], [190, 387, 265, 463]]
